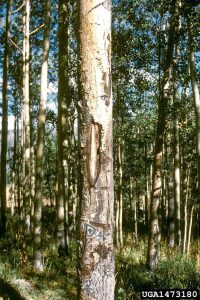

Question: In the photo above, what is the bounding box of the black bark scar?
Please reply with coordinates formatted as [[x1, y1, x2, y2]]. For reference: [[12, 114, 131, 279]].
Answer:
[[87, 118, 102, 187]]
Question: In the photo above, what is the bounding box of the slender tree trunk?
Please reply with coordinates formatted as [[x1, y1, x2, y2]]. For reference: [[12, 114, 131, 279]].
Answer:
[[145, 143, 149, 226], [149, 143, 153, 200], [134, 190, 138, 240], [75, 0, 83, 241], [160, 137, 165, 239], [78, 1, 115, 299], [168, 176, 175, 247], [16, 105, 21, 215], [167, 129, 175, 248], [10, 107, 17, 217], [115, 192, 119, 247], [30, 145, 35, 229], [174, 115, 181, 247], [147, 0, 179, 269], [118, 138, 123, 247], [9, 89, 18, 216], [182, 164, 190, 254], [0, 0, 11, 238], [57, 0, 70, 256], [129, 177, 135, 241], [173, 57, 181, 247], [22, 0, 31, 235], [30, 82, 35, 230], [186, 205, 194, 256], [33, 0, 51, 271], [188, 19, 200, 199]]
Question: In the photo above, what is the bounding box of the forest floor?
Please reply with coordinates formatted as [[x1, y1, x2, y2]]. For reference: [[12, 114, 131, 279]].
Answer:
[[115, 238, 200, 299], [0, 239, 77, 300], [0, 211, 200, 299], [0, 238, 200, 300]]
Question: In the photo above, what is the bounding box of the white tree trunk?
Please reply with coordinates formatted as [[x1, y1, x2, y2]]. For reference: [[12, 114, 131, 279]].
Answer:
[[22, 0, 31, 235], [188, 19, 200, 198], [78, 1, 115, 299]]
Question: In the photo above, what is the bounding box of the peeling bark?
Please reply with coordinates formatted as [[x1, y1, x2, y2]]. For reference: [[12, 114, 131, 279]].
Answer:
[[78, 0, 115, 299], [87, 119, 102, 187]]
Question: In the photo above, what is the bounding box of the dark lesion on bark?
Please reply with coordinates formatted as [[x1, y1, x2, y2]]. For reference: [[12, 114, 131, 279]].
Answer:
[[102, 72, 111, 106], [87, 117, 102, 187], [95, 244, 111, 259]]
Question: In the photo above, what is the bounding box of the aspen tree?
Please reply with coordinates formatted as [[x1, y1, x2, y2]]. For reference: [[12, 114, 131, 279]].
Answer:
[[33, 0, 51, 271], [147, 0, 179, 270], [22, 0, 31, 234], [78, 0, 115, 299], [188, 18, 200, 200], [0, 0, 12, 238], [173, 58, 181, 247], [57, 0, 70, 256]]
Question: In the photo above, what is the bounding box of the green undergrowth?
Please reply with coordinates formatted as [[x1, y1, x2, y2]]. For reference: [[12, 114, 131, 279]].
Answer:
[[115, 238, 200, 300], [0, 239, 77, 300], [0, 212, 77, 300], [0, 215, 200, 300]]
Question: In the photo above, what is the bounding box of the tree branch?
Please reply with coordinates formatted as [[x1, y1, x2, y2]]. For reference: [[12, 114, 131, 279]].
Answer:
[[12, 21, 23, 33], [30, 24, 44, 36], [12, 2, 25, 14], [10, 38, 23, 54]]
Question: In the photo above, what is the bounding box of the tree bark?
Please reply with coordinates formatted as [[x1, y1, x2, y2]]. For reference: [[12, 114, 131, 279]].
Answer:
[[186, 205, 194, 256], [168, 179, 175, 247], [10, 104, 17, 216], [33, 0, 51, 271], [57, 0, 70, 256], [145, 143, 149, 226], [0, 0, 12, 238], [115, 191, 119, 247], [78, 1, 115, 299], [134, 184, 138, 240], [188, 18, 200, 199], [118, 137, 123, 248], [22, 0, 31, 235], [182, 164, 190, 254], [173, 57, 181, 247], [147, 0, 179, 270]]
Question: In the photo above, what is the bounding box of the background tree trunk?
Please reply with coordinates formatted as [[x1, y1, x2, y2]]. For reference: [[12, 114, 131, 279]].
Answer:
[[33, 0, 51, 271], [147, 0, 179, 269], [57, 0, 70, 257], [173, 56, 181, 247], [186, 205, 194, 256], [118, 137, 123, 248], [188, 18, 200, 199], [22, 0, 31, 235], [0, 0, 12, 239], [168, 179, 175, 247]]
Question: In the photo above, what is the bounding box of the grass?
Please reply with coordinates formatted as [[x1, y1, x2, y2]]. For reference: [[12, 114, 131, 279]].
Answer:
[[0, 212, 77, 300], [115, 236, 200, 299], [0, 242, 74, 300], [0, 215, 200, 299]]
